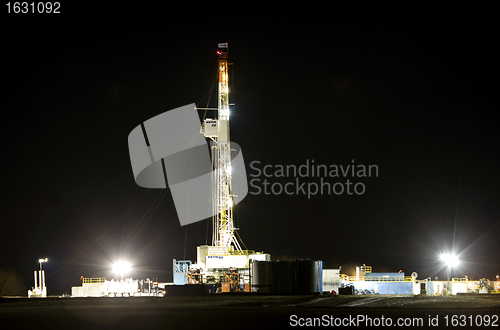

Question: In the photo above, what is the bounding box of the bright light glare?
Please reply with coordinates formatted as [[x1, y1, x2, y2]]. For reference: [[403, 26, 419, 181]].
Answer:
[[113, 261, 131, 275], [439, 253, 459, 267]]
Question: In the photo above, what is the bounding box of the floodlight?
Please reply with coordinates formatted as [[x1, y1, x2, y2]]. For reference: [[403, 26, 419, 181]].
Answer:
[[113, 261, 131, 279], [439, 253, 459, 267]]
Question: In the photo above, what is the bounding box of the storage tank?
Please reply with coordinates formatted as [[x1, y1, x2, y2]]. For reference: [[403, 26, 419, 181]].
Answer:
[[296, 260, 322, 294], [316, 260, 323, 293], [273, 261, 296, 294], [250, 261, 272, 293]]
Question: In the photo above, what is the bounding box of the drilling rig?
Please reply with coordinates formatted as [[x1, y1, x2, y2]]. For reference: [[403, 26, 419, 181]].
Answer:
[[206, 42, 241, 250], [173, 43, 269, 291]]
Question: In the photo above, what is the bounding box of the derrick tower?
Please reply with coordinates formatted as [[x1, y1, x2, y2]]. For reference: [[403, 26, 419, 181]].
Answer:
[[204, 43, 241, 251]]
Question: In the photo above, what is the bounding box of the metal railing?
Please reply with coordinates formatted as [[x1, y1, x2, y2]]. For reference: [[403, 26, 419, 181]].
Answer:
[[83, 277, 106, 284], [365, 276, 413, 282], [207, 249, 257, 256], [341, 275, 413, 282]]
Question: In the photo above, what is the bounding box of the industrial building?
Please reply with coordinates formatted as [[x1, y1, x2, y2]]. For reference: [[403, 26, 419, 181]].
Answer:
[[71, 278, 165, 297], [68, 263, 499, 297], [329, 265, 500, 296]]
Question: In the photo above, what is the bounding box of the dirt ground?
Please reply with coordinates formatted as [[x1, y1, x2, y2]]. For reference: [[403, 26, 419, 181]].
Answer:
[[157, 293, 500, 308], [305, 294, 500, 308], [1, 294, 499, 329]]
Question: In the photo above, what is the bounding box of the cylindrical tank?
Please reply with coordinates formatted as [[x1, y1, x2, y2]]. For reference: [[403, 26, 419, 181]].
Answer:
[[296, 260, 314, 294], [273, 261, 296, 294], [315, 260, 323, 293], [250, 261, 272, 293], [296, 260, 322, 294]]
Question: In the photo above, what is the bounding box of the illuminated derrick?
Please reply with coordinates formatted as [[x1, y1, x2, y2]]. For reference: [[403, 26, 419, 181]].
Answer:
[[204, 43, 241, 251], [193, 43, 270, 285], [182, 43, 270, 288]]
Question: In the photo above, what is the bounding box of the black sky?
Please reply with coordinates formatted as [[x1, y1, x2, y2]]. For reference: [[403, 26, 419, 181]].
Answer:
[[1, 5, 498, 294]]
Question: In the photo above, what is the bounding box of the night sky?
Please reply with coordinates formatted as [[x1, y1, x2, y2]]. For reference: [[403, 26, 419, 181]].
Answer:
[[1, 5, 498, 295]]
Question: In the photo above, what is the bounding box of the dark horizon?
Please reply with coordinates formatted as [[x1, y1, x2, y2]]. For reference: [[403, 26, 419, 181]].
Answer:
[[1, 5, 498, 295]]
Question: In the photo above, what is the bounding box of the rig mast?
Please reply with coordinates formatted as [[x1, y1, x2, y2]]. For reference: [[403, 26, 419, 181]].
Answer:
[[206, 43, 242, 251], [179, 43, 269, 285]]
